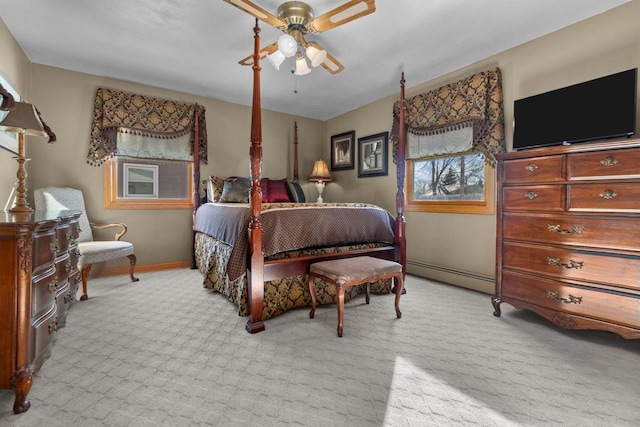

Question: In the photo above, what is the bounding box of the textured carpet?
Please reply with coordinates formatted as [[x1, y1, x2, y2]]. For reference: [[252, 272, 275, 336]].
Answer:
[[1, 268, 639, 426]]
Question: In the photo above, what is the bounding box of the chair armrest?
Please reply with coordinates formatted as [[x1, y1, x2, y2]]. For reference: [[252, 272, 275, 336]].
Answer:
[[90, 222, 129, 241]]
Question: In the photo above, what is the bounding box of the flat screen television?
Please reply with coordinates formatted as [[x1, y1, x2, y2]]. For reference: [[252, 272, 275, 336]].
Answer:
[[513, 68, 637, 150]]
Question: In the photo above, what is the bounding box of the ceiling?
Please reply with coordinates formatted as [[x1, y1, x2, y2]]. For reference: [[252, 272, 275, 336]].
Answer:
[[0, 0, 629, 121]]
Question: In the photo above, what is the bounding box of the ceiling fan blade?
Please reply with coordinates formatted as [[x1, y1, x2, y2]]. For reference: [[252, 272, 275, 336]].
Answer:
[[223, 0, 286, 29], [320, 51, 345, 74], [238, 42, 279, 66], [310, 0, 376, 33]]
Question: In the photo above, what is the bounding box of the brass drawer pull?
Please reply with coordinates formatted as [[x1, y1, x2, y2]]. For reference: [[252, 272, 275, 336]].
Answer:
[[547, 257, 583, 269], [64, 292, 74, 304], [525, 163, 539, 172], [546, 290, 582, 304], [48, 279, 59, 293], [49, 241, 59, 254], [65, 260, 72, 273], [525, 191, 537, 200], [600, 189, 617, 199], [600, 156, 618, 166], [548, 224, 584, 235], [65, 230, 73, 241], [48, 316, 60, 334]]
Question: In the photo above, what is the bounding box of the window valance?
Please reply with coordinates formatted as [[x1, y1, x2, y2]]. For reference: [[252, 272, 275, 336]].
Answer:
[[392, 67, 505, 164], [87, 88, 207, 166]]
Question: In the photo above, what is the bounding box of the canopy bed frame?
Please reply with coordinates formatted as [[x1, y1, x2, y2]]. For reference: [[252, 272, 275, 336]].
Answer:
[[191, 21, 407, 333]]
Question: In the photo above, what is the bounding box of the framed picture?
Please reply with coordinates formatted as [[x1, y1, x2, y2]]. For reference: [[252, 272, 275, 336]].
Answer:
[[0, 74, 20, 155], [358, 132, 388, 177], [330, 130, 355, 171]]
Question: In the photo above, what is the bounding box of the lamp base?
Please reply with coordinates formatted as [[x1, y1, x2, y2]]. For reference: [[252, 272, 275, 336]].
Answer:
[[314, 181, 325, 203], [10, 135, 33, 213]]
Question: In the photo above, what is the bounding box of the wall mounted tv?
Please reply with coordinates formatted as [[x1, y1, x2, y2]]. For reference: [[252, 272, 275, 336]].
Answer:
[[513, 68, 637, 150]]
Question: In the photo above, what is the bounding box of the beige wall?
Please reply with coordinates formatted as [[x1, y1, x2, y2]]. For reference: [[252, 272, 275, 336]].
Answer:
[[325, 1, 640, 293], [1, 1, 639, 288]]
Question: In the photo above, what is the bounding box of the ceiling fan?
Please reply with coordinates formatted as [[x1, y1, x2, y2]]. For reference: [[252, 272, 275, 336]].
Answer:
[[223, 0, 376, 75]]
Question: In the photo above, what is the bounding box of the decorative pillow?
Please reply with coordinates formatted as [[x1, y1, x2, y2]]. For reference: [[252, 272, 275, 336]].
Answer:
[[207, 176, 225, 202], [218, 177, 251, 203], [286, 181, 306, 203], [260, 178, 269, 203], [267, 179, 291, 203]]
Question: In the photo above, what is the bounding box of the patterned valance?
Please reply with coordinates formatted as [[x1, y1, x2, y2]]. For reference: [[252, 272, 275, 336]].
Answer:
[[392, 67, 505, 164], [87, 87, 207, 166]]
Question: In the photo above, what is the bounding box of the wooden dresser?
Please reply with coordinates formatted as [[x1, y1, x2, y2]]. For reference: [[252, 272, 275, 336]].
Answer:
[[0, 210, 81, 414], [492, 138, 640, 339]]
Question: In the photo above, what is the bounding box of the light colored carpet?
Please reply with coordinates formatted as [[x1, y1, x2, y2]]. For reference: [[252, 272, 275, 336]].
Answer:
[[1, 268, 639, 426]]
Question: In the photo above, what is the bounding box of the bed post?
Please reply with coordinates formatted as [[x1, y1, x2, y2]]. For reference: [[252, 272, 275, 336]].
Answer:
[[394, 73, 407, 282], [246, 19, 266, 334], [191, 104, 201, 270], [292, 120, 299, 182]]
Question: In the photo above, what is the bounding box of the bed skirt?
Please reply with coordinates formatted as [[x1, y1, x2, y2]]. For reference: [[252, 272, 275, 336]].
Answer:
[[194, 232, 392, 320]]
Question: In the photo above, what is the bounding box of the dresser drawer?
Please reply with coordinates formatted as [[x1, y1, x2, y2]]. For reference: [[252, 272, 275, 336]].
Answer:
[[502, 241, 640, 291], [568, 148, 640, 180], [501, 271, 640, 330], [29, 306, 57, 371], [503, 155, 564, 184], [568, 183, 640, 212], [32, 230, 56, 276], [31, 268, 57, 318], [502, 185, 565, 211], [502, 213, 640, 252], [55, 223, 74, 255]]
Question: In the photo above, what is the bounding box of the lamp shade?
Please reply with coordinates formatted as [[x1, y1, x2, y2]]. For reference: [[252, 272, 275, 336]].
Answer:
[[267, 50, 286, 70], [277, 34, 298, 58], [305, 44, 327, 67], [0, 101, 48, 137], [309, 159, 332, 182], [294, 52, 311, 76]]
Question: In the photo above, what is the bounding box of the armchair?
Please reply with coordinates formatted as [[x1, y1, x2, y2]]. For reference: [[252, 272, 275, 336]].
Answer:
[[33, 187, 139, 300]]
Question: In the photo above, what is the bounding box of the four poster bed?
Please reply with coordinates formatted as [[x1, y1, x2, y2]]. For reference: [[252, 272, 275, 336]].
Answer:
[[192, 22, 408, 333]]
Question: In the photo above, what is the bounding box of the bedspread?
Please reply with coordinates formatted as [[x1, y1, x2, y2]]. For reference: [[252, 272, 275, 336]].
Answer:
[[194, 202, 395, 280]]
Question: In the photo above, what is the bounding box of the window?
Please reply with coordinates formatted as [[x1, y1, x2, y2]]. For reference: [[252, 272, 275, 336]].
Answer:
[[123, 163, 158, 198], [105, 157, 193, 209], [406, 153, 495, 214]]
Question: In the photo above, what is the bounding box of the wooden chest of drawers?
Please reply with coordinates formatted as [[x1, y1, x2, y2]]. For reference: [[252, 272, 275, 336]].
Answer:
[[0, 210, 81, 414], [492, 139, 640, 339]]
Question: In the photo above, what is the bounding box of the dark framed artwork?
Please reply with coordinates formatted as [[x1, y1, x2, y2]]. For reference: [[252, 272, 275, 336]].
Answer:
[[357, 132, 388, 177], [330, 130, 355, 171]]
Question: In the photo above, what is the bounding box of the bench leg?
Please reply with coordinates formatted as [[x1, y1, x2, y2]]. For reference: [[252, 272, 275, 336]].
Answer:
[[308, 276, 317, 319], [337, 284, 346, 337], [394, 275, 403, 319], [366, 282, 370, 304]]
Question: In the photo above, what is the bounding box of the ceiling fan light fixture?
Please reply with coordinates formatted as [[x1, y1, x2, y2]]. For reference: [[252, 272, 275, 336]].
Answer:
[[267, 50, 286, 70], [277, 33, 298, 57], [305, 44, 327, 67], [294, 52, 311, 75]]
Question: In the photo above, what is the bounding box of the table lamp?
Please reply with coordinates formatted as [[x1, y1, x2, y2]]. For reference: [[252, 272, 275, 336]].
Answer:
[[0, 101, 55, 212], [308, 159, 332, 203]]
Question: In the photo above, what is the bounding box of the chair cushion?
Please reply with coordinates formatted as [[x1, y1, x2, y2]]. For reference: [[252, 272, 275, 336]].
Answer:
[[78, 241, 134, 265], [310, 256, 402, 283]]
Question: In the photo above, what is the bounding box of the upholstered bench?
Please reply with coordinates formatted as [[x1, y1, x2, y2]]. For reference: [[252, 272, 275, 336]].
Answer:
[[308, 256, 403, 337]]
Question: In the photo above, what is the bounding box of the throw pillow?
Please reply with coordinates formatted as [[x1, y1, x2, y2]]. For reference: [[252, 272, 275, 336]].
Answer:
[[267, 179, 291, 202], [218, 177, 251, 203], [286, 181, 306, 203], [260, 178, 269, 203], [207, 176, 225, 202]]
